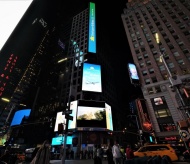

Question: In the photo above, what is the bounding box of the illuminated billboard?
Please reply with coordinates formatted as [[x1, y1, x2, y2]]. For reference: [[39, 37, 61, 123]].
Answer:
[[51, 136, 72, 146], [105, 103, 113, 131], [54, 111, 66, 132], [0, 0, 33, 50], [88, 2, 96, 53], [82, 63, 102, 92], [77, 100, 106, 129], [128, 63, 139, 80], [10, 109, 31, 126]]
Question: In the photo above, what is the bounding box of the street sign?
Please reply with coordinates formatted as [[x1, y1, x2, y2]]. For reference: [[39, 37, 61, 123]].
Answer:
[[65, 114, 73, 121], [63, 110, 72, 115]]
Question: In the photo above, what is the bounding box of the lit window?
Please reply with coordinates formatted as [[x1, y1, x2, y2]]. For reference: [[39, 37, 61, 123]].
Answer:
[[177, 59, 185, 65], [145, 79, 151, 85], [168, 62, 174, 68]]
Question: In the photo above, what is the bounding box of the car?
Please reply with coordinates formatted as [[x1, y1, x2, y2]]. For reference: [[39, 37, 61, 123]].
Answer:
[[133, 144, 178, 161], [25, 147, 39, 162]]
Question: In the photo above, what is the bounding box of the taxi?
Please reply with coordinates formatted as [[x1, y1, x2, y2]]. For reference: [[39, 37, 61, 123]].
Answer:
[[133, 144, 178, 161]]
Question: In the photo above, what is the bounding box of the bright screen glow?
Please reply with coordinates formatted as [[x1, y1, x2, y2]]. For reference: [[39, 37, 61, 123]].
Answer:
[[68, 100, 77, 129], [82, 63, 102, 92], [154, 97, 164, 105], [128, 63, 139, 80], [0, 0, 33, 50], [51, 136, 72, 146], [77, 106, 106, 128], [54, 112, 66, 132], [10, 109, 31, 126], [105, 103, 113, 131]]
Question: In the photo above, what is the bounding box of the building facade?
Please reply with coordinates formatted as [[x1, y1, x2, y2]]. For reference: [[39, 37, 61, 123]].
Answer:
[[122, 0, 190, 142]]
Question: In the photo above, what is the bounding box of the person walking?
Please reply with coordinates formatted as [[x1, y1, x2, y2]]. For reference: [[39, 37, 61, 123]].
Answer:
[[125, 145, 134, 160], [30, 140, 51, 164], [112, 141, 122, 164], [106, 145, 114, 164]]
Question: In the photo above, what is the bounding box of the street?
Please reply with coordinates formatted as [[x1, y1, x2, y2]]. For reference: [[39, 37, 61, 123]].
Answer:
[[48, 159, 190, 164]]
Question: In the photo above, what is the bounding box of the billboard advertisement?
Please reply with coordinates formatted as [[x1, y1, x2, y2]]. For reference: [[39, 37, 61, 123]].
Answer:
[[68, 100, 77, 129], [88, 2, 96, 53], [82, 63, 102, 92], [54, 111, 66, 132], [10, 109, 31, 126], [51, 136, 72, 146], [128, 63, 140, 85], [105, 103, 113, 131]]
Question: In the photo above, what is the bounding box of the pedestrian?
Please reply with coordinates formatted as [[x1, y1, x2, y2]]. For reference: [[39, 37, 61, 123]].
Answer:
[[112, 140, 122, 164], [106, 145, 114, 164], [125, 145, 134, 160], [30, 140, 51, 164], [94, 144, 102, 164]]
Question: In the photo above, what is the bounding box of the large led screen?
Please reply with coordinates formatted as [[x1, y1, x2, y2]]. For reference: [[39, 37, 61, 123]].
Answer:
[[68, 100, 77, 129], [77, 100, 106, 129], [10, 109, 31, 126], [54, 101, 77, 132], [54, 112, 66, 132], [128, 63, 139, 80], [105, 103, 113, 131], [82, 63, 102, 92], [0, 0, 33, 50], [88, 2, 96, 53], [51, 136, 72, 146]]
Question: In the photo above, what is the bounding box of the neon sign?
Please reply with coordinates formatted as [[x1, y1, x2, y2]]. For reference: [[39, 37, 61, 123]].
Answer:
[[0, 54, 18, 97]]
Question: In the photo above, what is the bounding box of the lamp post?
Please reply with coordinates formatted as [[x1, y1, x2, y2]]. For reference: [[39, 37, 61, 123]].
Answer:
[[155, 33, 190, 118], [127, 115, 143, 146]]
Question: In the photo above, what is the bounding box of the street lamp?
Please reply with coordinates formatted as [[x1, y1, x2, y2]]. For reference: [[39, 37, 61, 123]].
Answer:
[[155, 33, 190, 118], [127, 115, 143, 146]]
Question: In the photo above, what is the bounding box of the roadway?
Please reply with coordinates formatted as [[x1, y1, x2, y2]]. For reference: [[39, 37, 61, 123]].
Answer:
[[49, 159, 190, 164]]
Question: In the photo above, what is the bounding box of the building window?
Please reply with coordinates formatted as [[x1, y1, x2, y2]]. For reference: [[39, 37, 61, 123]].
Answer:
[[149, 68, 154, 74], [183, 49, 189, 54], [147, 87, 154, 94], [137, 55, 143, 60], [159, 65, 165, 71], [177, 59, 185, 65], [173, 51, 180, 57], [146, 60, 151, 66], [155, 86, 161, 93], [142, 70, 148, 76], [134, 43, 139, 48], [168, 62, 175, 68], [140, 63, 145, 68], [155, 108, 171, 118], [145, 78, 151, 85], [151, 77, 157, 83], [144, 53, 148, 58]]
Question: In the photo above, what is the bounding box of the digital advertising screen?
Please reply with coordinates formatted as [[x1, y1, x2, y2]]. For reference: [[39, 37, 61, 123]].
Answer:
[[68, 100, 78, 130], [51, 136, 72, 146], [88, 2, 96, 53], [10, 109, 31, 126], [105, 103, 113, 131], [54, 112, 66, 132], [154, 97, 164, 105], [82, 63, 102, 92], [0, 0, 33, 50], [128, 63, 139, 80], [77, 100, 106, 129]]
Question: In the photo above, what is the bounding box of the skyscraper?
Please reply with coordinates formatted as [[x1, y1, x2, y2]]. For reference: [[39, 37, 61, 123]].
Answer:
[[122, 0, 190, 142], [0, 1, 122, 147]]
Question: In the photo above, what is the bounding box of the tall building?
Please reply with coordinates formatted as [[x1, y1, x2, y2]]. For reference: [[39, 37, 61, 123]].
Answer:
[[0, 1, 122, 148], [122, 0, 190, 143]]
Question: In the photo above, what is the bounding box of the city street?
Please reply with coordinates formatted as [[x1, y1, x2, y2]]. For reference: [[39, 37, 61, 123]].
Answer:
[[49, 159, 190, 164]]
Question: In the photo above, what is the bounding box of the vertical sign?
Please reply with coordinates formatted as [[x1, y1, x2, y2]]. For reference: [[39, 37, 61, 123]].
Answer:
[[88, 2, 96, 53], [105, 103, 113, 131]]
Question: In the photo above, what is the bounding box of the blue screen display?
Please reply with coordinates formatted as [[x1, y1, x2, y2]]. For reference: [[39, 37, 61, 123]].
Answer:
[[51, 136, 72, 145], [10, 109, 31, 126]]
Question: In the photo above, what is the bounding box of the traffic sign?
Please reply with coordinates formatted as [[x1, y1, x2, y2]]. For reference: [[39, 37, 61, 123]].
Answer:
[[63, 110, 72, 115], [65, 114, 73, 120]]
